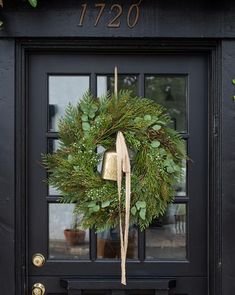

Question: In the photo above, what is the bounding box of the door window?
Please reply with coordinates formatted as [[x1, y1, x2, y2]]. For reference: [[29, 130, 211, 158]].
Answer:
[[47, 73, 188, 262], [49, 75, 90, 131]]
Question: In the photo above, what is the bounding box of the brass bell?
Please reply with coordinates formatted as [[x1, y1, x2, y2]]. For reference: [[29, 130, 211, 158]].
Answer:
[[101, 149, 117, 181]]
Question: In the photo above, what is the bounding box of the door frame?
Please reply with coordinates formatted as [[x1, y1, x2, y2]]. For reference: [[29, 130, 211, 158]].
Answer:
[[15, 39, 222, 295]]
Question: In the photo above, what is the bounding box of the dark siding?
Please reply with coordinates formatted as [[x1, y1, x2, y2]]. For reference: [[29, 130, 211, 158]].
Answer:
[[0, 0, 234, 38], [0, 39, 15, 295]]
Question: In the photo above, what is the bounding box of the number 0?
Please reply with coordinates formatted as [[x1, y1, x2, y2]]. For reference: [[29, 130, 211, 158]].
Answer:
[[127, 4, 140, 28]]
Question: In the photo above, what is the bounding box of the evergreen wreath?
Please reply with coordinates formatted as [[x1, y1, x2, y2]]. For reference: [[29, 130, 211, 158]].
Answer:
[[43, 91, 186, 232]]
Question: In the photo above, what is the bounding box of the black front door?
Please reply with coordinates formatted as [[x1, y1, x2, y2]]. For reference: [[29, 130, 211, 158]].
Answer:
[[28, 52, 208, 295]]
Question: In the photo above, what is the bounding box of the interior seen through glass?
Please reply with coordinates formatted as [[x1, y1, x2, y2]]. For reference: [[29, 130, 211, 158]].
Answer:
[[97, 226, 138, 260], [146, 203, 187, 260], [145, 76, 187, 132], [49, 204, 89, 260], [175, 141, 187, 197], [97, 75, 138, 97], [48, 75, 90, 132]]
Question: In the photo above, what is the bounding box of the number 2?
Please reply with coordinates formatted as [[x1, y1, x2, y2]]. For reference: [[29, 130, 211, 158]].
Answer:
[[108, 4, 123, 28], [78, 3, 140, 29]]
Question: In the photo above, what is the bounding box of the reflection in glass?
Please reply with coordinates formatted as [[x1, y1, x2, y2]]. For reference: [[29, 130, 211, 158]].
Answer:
[[175, 141, 187, 197], [97, 75, 138, 97], [146, 204, 187, 260], [97, 226, 138, 259], [49, 204, 89, 259], [49, 76, 90, 131], [48, 138, 60, 154], [145, 76, 187, 132], [175, 159, 186, 197], [47, 139, 61, 196]]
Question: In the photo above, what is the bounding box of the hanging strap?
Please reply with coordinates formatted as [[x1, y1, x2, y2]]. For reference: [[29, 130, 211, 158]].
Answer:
[[116, 131, 131, 285]]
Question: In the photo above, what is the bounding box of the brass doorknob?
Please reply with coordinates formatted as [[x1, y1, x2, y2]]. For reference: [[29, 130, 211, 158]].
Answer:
[[32, 283, 45, 295], [32, 253, 45, 267]]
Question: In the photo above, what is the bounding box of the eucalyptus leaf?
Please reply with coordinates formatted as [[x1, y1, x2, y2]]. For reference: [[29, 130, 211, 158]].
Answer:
[[93, 205, 100, 212], [94, 117, 101, 123], [134, 117, 142, 123], [131, 206, 137, 216], [88, 202, 97, 208], [28, 0, 37, 7], [136, 201, 146, 210], [91, 104, 98, 111], [139, 208, 146, 220], [157, 120, 166, 125], [88, 111, 96, 119], [159, 148, 166, 156], [152, 115, 158, 121], [101, 200, 111, 208], [166, 166, 174, 173], [82, 122, 91, 131], [81, 114, 88, 122], [88, 208, 94, 214], [164, 159, 171, 166], [68, 155, 73, 163], [151, 140, 160, 148], [80, 102, 89, 113], [144, 114, 152, 121], [152, 124, 161, 131]]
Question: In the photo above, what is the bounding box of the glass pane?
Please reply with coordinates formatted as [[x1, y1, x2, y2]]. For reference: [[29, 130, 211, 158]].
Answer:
[[175, 141, 187, 197], [175, 158, 186, 197], [48, 138, 59, 154], [145, 204, 187, 260], [49, 76, 90, 131], [97, 226, 138, 260], [49, 204, 89, 259], [97, 75, 138, 97], [145, 76, 187, 132], [48, 139, 61, 196]]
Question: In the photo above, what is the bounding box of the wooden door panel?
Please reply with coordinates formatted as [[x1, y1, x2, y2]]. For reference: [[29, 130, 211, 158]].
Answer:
[[28, 52, 207, 293]]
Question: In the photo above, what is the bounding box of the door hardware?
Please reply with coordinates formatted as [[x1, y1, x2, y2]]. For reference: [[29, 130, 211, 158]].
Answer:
[[32, 253, 45, 267], [32, 283, 45, 295]]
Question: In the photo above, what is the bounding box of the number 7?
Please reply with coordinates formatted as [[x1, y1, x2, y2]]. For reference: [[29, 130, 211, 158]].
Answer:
[[94, 3, 106, 27]]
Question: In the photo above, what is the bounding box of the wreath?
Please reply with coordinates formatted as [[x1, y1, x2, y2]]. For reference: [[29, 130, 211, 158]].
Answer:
[[43, 91, 185, 232]]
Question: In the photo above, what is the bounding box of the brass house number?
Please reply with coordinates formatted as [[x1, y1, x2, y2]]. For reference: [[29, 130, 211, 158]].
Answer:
[[78, 2, 141, 28]]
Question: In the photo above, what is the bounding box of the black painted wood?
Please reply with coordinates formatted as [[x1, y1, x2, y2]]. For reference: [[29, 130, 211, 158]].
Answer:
[[11, 39, 221, 295], [0, 40, 15, 295], [0, 0, 229, 291], [208, 44, 222, 295], [29, 275, 207, 294], [0, 0, 235, 38], [27, 52, 207, 279], [61, 278, 176, 295], [60, 278, 176, 290], [221, 40, 235, 295]]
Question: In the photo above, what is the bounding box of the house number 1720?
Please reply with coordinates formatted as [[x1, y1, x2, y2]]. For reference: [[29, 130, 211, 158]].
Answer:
[[78, 3, 141, 28]]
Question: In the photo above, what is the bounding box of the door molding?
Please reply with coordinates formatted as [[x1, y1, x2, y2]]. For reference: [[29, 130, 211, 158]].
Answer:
[[15, 39, 222, 295]]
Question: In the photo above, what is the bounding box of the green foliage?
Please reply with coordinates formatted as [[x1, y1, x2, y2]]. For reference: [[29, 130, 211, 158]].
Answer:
[[28, 0, 37, 7], [42, 91, 186, 232]]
